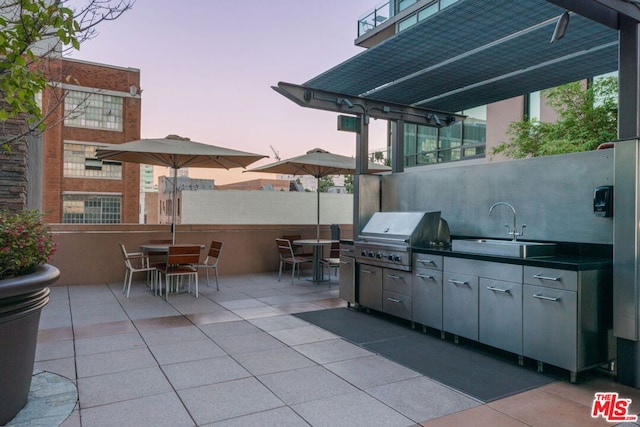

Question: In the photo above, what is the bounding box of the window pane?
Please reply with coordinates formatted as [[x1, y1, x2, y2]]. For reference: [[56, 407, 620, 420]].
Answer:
[[64, 90, 123, 131], [63, 195, 121, 224]]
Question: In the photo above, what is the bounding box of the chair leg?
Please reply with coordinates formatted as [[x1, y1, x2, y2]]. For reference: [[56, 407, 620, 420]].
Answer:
[[214, 267, 219, 291], [278, 260, 283, 281], [291, 262, 296, 284], [205, 267, 211, 287], [194, 274, 198, 298], [125, 270, 133, 298]]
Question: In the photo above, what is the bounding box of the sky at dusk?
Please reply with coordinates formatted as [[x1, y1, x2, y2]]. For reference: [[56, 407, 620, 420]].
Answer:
[[69, 0, 388, 184]]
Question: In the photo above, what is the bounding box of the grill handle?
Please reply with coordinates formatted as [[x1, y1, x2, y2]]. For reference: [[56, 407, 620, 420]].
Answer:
[[357, 236, 409, 244]]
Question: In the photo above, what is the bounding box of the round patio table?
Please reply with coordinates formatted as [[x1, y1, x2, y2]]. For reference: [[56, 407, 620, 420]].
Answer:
[[293, 239, 337, 283]]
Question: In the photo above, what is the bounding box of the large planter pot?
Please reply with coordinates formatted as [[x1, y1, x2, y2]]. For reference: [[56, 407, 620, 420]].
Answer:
[[0, 264, 59, 425]]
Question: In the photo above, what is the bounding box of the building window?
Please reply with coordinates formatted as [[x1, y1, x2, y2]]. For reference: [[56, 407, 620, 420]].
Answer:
[[63, 143, 122, 178], [64, 90, 123, 131], [397, 0, 459, 33], [401, 105, 486, 167], [62, 194, 121, 223]]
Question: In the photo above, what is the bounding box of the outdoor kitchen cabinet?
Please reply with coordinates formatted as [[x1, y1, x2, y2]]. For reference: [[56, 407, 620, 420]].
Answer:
[[522, 266, 612, 382], [443, 258, 480, 341], [412, 254, 444, 331], [358, 264, 383, 311], [382, 269, 412, 320], [338, 244, 356, 305], [479, 275, 523, 357]]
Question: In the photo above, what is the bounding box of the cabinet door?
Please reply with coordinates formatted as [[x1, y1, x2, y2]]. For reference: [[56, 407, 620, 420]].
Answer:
[[479, 278, 522, 355], [443, 271, 479, 340], [523, 284, 577, 371], [358, 264, 383, 311], [338, 256, 355, 303], [412, 268, 443, 330]]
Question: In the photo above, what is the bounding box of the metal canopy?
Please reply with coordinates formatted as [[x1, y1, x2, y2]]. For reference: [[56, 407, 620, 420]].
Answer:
[[303, 0, 619, 113]]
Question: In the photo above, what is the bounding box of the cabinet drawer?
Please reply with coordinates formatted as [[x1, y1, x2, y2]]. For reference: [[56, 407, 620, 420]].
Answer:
[[443, 271, 479, 340], [383, 291, 411, 320], [479, 278, 522, 355], [524, 266, 577, 291], [383, 269, 412, 295], [444, 257, 522, 282], [413, 254, 443, 271]]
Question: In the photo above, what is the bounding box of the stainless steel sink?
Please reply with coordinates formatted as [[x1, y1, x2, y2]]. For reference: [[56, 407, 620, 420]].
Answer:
[[451, 239, 556, 258]]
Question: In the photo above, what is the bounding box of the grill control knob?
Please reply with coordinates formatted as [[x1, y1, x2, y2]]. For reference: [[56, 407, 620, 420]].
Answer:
[[376, 252, 383, 259], [394, 255, 402, 262], [361, 250, 367, 256], [387, 254, 394, 261], [368, 251, 375, 257]]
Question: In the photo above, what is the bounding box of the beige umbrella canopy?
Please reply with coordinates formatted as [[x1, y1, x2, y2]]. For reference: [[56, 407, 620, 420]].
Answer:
[[96, 135, 267, 243], [247, 148, 390, 239]]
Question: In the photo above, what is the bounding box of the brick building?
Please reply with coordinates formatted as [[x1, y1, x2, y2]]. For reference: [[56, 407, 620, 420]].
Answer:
[[37, 58, 141, 223]]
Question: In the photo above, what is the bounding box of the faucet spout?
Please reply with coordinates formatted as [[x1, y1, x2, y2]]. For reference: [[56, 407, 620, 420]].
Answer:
[[489, 202, 524, 241]]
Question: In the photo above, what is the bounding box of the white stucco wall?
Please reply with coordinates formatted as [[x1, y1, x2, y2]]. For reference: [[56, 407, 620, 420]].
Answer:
[[180, 190, 353, 225]]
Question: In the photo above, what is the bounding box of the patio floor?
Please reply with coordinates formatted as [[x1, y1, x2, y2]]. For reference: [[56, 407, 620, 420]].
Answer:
[[22, 271, 640, 426]]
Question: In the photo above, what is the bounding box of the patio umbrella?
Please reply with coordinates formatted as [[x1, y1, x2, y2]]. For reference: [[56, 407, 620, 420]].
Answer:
[[96, 134, 267, 243], [247, 148, 390, 240]]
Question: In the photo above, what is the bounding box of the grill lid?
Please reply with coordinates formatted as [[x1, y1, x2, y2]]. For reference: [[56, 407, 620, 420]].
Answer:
[[359, 211, 441, 246]]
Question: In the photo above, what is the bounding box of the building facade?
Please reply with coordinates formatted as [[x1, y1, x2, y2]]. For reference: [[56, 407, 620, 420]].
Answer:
[[38, 58, 141, 223]]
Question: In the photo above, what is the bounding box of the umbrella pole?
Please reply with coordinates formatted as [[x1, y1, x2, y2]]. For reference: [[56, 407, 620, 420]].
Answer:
[[172, 168, 177, 244], [316, 177, 320, 241]]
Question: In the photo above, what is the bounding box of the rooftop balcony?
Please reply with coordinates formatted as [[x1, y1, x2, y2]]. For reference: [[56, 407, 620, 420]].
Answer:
[[7, 224, 638, 425]]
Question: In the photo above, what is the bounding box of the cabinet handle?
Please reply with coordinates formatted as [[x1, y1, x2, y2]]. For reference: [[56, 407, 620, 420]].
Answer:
[[448, 279, 469, 286], [340, 261, 350, 265], [416, 273, 435, 280], [533, 294, 561, 302], [387, 274, 403, 280], [487, 286, 510, 293], [387, 297, 401, 303], [533, 274, 561, 282], [417, 259, 436, 265], [361, 269, 374, 274]]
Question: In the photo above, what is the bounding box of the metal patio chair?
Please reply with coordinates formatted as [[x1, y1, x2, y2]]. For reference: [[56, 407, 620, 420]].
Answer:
[[276, 238, 313, 283]]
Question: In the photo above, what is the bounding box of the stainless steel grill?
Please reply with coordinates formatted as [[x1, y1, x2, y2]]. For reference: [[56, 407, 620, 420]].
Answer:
[[354, 211, 442, 271]]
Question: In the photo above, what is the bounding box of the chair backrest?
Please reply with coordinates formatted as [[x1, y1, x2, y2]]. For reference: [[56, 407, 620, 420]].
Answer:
[[166, 245, 201, 266], [282, 235, 301, 244], [329, 241, 340, 258], [276, 238, 294, 259], [208, 241, 223, 259]]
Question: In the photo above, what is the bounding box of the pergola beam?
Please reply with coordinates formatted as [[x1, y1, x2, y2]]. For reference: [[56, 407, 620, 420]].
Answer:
[[272, 81, 466, 127]]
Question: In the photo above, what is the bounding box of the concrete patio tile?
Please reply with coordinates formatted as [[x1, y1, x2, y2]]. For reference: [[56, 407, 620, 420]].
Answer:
[[231, 305, 282, 320], [75, 347, 156, 378], [137, 324, 207, 345], [149, 338, 226, 365], [292, 338, 373, 365], [178, 377, 284, 425], [37, 326, 74, 343], [270, 301, 329, 314], [35, 339, 75, 362], [202, 406, 308, 427], [167, 297, 227, 315], [213, 331, 287, 355], [118, 303, 181, 320], [367, 376, 480, 423], [78, 367, 172, 408], [186, 310, 242, 325], [59, 409, 80, 427], [268, 325, 338, 346], [161, 355, 251, 390], [79, 392, 193, 427], [248, 314, 311, 332], [324, 354, 422, 389], [198, 319, 263, 338], [258, 365, 358, 405], [34, 357, 77, 383], [133, 314, 193, 331], [217, 298, 269, 310], [72, 319, 136, 339], [74, 332, 145, 356], [39, 309, 73, 329], [233, 347, 316, 376], [291, 390, 414, 427]]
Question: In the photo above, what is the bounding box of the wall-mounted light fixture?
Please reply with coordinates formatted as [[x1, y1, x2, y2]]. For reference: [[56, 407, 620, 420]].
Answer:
[[336, 98, 354, 108], [550, 10, 570, 43], [427, 113, 442, 127]]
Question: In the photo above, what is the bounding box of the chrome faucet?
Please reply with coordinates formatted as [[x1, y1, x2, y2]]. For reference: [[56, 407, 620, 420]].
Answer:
[[489, 202, 526, 241]]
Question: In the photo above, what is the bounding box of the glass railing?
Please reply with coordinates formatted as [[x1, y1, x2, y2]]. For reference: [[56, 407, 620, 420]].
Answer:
[[358, 1, 393, 37]]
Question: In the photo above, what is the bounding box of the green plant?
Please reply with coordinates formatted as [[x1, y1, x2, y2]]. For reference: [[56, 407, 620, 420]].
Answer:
[[0, 210, 56, 280]]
